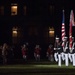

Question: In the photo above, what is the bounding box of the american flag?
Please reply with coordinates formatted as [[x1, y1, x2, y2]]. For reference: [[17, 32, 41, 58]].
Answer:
[[69, 10, 75, 51], [61, 10, 65, 47]]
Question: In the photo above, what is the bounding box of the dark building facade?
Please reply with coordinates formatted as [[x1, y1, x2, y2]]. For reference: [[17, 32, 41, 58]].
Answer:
[[0, 0, 75, 46]]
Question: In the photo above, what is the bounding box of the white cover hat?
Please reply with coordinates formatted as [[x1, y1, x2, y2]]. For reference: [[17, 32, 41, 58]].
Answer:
[[55, 37, 59, 40], [64, 36, 68, 39]]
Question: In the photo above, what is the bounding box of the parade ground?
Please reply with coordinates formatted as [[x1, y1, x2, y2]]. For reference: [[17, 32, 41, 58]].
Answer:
[[0, 61, 75, 75]]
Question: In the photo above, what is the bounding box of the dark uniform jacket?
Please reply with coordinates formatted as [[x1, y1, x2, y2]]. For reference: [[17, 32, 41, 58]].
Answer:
[[63, 41, 69, 53], [54, 42, 62, 54], [70, 42, 75, 53], [58, 45, 63, 54]]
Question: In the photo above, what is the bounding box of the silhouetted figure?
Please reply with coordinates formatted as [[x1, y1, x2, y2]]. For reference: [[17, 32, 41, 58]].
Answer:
[[2, 43, 8, 64], [34, 45, 41, 61], [21, 44, 28, 62], [47, 45, 54, 61]]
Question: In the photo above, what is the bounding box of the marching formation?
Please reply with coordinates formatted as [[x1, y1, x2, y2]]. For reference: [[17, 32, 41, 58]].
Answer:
[[0, 37, 75, 67], [54, 9, 75, 66], [0, 10, 75, 67], [54, 37, 75, 66]]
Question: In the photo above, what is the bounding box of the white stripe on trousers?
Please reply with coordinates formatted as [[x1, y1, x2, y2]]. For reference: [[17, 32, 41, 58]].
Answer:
[[61, 52, 65, 61], [65, 53, 69, 66], [68, 53, 72, 62], [72, 53, 75, 66], [54, 53, 58, 62], [58, 54, 61, 66]]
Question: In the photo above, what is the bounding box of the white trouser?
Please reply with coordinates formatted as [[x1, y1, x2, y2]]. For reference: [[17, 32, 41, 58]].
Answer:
[[64, 53, 69, 66], [37, 54, 40, 58], [48, 55, 54, 61], [72, 53, 75, 66], [23, 55, 26, 59], [50, 55, 54, 61], [58, 54, 61, 66], [61, 52, 65, 61], [35, 54, 40, 61], [68, 53, 72, 62], [54, 52, 58, 62]]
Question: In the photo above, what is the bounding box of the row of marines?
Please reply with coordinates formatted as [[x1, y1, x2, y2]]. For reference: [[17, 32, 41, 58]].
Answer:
[[54, 36, 75, 66], [1, 36, 75, 66]]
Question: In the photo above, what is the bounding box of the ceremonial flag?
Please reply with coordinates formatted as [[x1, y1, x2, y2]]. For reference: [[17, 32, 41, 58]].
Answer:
[[61, 10, 65, 46], [69, 10, 75, 50]]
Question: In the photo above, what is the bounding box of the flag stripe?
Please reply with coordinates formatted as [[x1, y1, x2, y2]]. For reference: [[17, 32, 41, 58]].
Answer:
[[69, 10, 74, 51], [61, 10, 65, 46]]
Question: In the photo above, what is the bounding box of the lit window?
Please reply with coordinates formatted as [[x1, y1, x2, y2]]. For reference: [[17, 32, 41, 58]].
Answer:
[[0, 6, 4, 15], [49, 27, 54, 37], [11, 4, 18, 15], [12, 27, 18, 37]]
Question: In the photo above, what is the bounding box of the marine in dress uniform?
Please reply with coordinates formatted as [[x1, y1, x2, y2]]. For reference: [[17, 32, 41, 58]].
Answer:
[[57, 42, 63, 66], [54, 37, 62, 66], [54, 37, 59, 62], [72, 38, 75, 66], [69, 37, 75, 66], [63, 37, 69, 66], [61, 38, 65, 61]]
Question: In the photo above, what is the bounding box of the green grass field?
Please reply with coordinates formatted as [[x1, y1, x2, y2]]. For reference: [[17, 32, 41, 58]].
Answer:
[[0, 64, 75, 75], [0, 64, 75, 69]]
